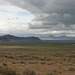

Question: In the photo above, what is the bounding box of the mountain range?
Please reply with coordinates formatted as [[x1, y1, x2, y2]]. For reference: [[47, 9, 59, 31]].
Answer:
[[0, 34, 75, 41], [48, 35, 75, 40], [0, 35, 41, 41]]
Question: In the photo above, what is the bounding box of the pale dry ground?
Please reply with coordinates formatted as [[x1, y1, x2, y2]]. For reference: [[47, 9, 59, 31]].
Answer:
[[0, 45, 75, 75]]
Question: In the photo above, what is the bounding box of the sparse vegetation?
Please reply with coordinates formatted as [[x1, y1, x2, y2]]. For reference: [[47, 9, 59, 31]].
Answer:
[[23, 69, 36, 75], [0, 41, 75, 75], [3, 63, 8, 66], [0, 66, 17, 75], [46, 72, 53, 75], [68, 68, 75, 71]]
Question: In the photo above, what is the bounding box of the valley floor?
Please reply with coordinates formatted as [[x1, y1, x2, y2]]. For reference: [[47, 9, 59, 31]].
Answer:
[[0, 42, 75, 75]]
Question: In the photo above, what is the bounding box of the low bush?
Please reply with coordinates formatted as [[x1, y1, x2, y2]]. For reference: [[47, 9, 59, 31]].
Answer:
[[46, 72, 53, 75], [0, 66, 17, 75], [3, 63, 8, 66], [68, 68, 75, 71], [23, 69, 36, 75]]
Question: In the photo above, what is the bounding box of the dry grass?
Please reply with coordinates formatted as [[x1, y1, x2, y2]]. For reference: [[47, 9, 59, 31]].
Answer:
[[0, 42, 75, 75]]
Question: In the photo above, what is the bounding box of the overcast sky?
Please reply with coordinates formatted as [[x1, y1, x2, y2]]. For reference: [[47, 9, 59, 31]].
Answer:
[[0, 0, 75, 39]]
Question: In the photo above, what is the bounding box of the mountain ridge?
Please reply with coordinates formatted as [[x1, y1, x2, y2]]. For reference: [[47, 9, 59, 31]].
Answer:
[[0, 34, 41, 41]]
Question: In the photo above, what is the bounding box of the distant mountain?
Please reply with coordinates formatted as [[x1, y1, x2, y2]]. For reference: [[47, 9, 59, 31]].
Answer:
[[49, 35, 75, 40], [0, 34, 41, 41]]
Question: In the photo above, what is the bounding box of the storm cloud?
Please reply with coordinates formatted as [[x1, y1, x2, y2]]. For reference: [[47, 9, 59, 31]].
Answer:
[[3, 0, 75, 37]]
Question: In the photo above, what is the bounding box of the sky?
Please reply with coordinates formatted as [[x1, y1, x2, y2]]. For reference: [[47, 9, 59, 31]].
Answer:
[[0, 0, 75, 39]]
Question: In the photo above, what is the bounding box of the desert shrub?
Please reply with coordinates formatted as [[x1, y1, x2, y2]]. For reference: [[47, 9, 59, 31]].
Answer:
[[5, 56, 14, 59], [60, 72, 62, 74], [29, 62, 38, 64], [12, 62, 16, 64], [0, 66, 17, 75], [68, 68, 75, 71], [20, 62, 26, 64], [40, 62, 46, 64], [46, 72, 53, 75], [8, 56, 14, 59], [3, 63, 8, 66], [47, 62, 54, 65], [23, 69, 36, 75]]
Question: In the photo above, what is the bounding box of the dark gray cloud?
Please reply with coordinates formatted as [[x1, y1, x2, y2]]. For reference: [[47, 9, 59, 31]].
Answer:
[[4, 0, 75, 37]]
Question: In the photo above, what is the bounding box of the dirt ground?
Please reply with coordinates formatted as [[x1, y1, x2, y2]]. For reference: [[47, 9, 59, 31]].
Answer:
[[0, 44, 75, 75]]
